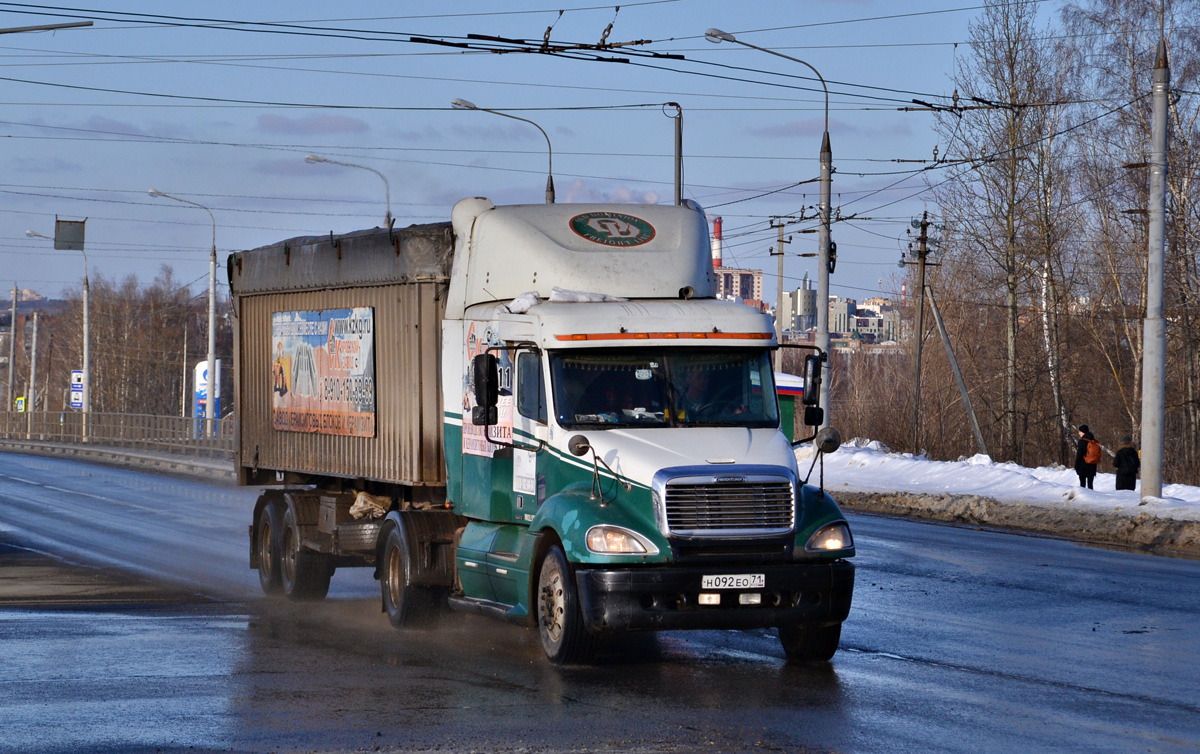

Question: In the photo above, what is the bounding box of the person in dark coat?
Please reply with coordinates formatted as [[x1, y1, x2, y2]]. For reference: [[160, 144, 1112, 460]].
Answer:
[[1113, 435, 1140, 491], [1074, 424, 1097, 489]]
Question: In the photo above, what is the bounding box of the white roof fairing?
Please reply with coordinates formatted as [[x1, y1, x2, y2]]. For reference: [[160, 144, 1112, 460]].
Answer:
[[445, 199, 717, 319]]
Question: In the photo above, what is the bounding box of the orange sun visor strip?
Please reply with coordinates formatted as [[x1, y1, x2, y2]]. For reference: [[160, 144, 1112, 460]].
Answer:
[[555, 331, 773, 342]]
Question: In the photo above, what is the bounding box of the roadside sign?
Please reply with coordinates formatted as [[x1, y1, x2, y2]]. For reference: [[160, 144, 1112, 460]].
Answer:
[[193, 359, 222, 437], [69, 370, 84, 409]]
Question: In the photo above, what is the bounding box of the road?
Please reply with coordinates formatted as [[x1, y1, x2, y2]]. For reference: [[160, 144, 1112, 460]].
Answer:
[[0, 451, 1198, 754]]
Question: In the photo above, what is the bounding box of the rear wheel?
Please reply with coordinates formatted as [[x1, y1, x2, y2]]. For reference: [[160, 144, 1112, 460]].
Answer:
[[281, 506, 332, 601], [779, 622, 842, 663], [381, 524, 442, 627], [256, 498, 283, 596], [536, 545, 596, 664]]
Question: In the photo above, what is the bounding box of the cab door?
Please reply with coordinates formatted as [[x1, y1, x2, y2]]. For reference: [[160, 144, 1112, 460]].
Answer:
[[510, 349, 548, 524]]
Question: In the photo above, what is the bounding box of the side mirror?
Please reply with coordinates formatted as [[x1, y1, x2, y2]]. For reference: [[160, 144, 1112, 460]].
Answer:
[[802, 354, 822, 406], [803, 405, 824, 427], [814, 426, 842, 454], [568, 435, 591, 457], [471, 353, 498, 426]]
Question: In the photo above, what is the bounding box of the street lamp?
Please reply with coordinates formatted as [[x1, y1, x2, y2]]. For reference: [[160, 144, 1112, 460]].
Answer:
[[706, 28, 833, 426], [148, 189, 218, 439], [451, 98, 556, 204], [27, 228, 89, 438], [304, 154, 393, 229]]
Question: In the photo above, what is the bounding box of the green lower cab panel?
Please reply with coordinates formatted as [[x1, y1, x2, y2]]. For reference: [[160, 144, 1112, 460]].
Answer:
[[456, 521, 534, 618]]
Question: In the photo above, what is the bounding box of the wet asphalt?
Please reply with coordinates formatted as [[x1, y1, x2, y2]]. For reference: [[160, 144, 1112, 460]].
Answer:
[[1, 452, 1199, 753]]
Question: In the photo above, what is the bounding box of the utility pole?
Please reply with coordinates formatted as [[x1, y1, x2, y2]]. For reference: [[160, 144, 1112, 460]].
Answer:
[[6, 283, 15, 417], [1141, 40, 1169, 500], [181, 320, 189, 418], [27, 312, 38, 437], [667, 102, 683, 206], [927, 286, 988, 456], [908, 212, 931, 455], [770, 218, 792, 371], [817, 132, 833, 428]]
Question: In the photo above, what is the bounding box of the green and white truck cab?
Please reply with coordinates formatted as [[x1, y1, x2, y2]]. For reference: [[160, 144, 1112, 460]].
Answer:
[[232, 196, 853, 665], [442, 198, 853, 662]]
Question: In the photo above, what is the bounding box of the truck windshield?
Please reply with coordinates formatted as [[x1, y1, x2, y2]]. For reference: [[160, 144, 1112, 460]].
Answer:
[[550, 348, 779, 429]]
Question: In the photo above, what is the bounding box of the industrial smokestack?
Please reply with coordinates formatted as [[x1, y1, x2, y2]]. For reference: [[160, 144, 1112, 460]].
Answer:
[[711, 216, 723, 269]]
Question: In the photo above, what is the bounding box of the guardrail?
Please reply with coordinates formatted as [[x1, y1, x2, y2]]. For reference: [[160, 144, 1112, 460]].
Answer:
[[0, 411, 234, 458]]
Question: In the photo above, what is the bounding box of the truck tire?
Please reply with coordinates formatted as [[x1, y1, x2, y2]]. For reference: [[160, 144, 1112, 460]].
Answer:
[[256, 498, 283, 596], [536, 545, 596, 664], [281, 506, 332, 601], [779, 622, 841, 663], [380, 523, 442, 627]]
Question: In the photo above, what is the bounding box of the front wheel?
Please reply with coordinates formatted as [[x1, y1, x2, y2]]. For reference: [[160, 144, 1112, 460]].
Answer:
[[779, 622, 842, 663], [380, 524, 441, 627], [280, 506, 332, 601], [536, 545, 596, 664]]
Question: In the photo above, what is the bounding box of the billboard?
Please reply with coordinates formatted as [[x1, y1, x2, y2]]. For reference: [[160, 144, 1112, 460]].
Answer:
[[194, 359, 221, 421], [271, 308, 376, 437]]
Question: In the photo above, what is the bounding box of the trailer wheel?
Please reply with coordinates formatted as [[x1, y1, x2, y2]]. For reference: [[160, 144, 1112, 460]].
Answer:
[[380, 524, 441, 627], [779, 622, 841, 663], [281, 506, 332, 601], [256, 498, 283, 596], [536, 545, 596, 664]]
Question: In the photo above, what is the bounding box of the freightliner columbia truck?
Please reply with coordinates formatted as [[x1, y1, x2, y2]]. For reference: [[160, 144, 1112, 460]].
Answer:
[[229, 197, 855, 664]]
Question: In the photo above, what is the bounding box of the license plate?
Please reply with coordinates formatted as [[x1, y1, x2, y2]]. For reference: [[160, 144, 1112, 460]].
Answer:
[[701, 573, 765, 590]]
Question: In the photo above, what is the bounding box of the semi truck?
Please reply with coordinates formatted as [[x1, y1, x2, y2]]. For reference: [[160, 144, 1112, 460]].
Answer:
[[229, 197, 855, 664]]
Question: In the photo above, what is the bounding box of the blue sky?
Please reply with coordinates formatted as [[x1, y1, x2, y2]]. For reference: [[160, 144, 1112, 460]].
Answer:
[[0, 1, 992, 305]]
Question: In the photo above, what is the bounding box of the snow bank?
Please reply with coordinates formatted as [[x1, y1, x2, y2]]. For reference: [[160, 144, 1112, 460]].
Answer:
[[800, 439, 1200, 556]]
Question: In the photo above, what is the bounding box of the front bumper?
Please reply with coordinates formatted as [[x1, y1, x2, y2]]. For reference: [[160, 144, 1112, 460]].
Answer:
[[574, 560, 854, 634]]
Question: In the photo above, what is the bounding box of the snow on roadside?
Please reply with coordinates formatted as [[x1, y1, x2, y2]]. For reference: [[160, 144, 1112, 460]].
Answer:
[[797, 438, 1200, 523]]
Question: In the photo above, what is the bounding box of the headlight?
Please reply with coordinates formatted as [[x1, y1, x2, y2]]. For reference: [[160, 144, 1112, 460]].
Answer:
[[805, 521, 853, 553], [586, 525, 659, 555]]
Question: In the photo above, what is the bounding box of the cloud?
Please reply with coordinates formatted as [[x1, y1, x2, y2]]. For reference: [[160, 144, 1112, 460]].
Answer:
[[256, 114, 369, 135], [20, 115, 194, 141], [253, 158, 318, 177], [9, 157, 82, 174], [749, 119, 912, 140], [393, 125, 446, 143], [749, 120, 828, 139], [564, 179, 660, 205], [449, 123, 544, 142]]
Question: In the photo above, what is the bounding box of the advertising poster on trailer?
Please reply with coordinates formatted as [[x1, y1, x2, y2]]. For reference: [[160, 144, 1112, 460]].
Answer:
[[271, 308, 376, 437]]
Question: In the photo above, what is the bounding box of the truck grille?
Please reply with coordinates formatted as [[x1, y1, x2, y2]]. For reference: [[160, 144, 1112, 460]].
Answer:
[[662, 478, 795, 537]]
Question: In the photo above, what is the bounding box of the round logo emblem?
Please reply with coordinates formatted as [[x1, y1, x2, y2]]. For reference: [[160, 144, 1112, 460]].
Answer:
[[569, 212, 656, 247]]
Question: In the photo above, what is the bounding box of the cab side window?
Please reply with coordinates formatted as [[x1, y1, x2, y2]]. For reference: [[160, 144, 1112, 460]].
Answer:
[[517, 352, 547, 423]]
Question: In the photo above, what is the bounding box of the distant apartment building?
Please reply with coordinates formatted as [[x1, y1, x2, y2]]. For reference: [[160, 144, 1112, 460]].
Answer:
[[715, 266, 764, 305], [827, 296, 901, 344], [780, 273, 818, 332], [708, 215, 768, 311]]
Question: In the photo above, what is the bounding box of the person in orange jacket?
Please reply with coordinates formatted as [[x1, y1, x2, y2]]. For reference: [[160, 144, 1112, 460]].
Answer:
[[1074, 425, 1098, 489]]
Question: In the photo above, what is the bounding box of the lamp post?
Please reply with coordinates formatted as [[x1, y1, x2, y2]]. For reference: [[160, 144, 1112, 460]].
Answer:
[[27, 228, 89, 439], [304, 154, 393, 229], [451, 98, 556, 204], [149, 189, 217, 439], [705, 28, 833, 426]]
